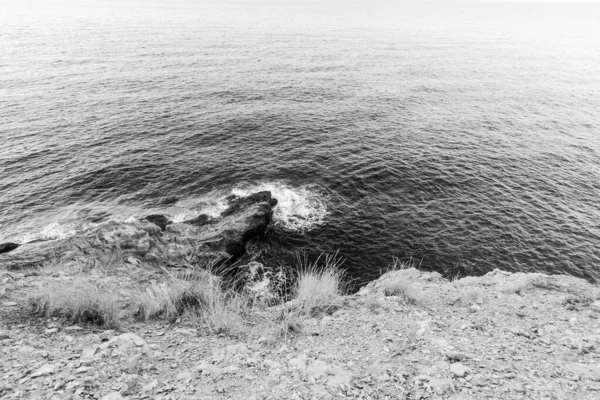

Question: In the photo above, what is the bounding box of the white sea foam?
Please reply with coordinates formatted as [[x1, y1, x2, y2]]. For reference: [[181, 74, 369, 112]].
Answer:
[[167, 196, 229, 222], [231, 182, 329, 232], [20, 222, 76, 243]]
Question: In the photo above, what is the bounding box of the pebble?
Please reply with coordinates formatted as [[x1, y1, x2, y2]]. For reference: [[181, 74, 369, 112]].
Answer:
[[30, 364, 55, 378], [445, 351, 469, 361], [100, 392, 124, 400], [450, 363, 470, 378]]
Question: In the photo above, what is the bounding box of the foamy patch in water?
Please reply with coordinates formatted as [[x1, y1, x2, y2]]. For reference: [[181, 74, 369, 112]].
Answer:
[[168, 197, 229, 222], [232, 182, 329, 232], [21, 222, 76, 243]]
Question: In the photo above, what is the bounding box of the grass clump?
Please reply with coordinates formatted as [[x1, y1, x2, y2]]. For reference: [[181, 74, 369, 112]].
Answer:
[[291, 252, 345, 314], [134, 279, 214, 321], [273, 252, 346, 338], [199, 289, 249, 336], [381, 279, 425, 306], [134, 267, 250, 337], [29, 278, 122, 327]]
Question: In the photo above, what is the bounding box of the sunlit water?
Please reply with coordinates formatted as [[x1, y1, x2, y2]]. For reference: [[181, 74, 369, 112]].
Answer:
[[1, 0, 600, 287]]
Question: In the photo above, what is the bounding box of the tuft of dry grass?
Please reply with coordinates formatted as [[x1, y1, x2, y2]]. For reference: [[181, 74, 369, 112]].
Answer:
[[269, 252, 346, 338], [198, 288, 249, 336], [292, 252, 345, 313], [29, 278, 123, 327], [381, 279, 426, 306], [134, 279, 213, 321]]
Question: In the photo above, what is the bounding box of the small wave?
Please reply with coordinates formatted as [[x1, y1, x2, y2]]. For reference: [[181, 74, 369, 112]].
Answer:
[[232, 182, 329, 232]]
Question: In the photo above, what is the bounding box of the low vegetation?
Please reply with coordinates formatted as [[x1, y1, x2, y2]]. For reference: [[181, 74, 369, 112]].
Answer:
[[27, 252, 347, 338], [381, 279, 426, 305], [29, 277, 123, 327]]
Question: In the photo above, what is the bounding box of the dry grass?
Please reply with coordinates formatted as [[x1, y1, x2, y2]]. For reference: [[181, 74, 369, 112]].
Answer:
[[29, 277, 123, 327], [269, 252, 346, 338], [28, 251, 347, 338], [381, 279, 426, 306], [292, 252, 345, 313], [134, 279, 213, 321]]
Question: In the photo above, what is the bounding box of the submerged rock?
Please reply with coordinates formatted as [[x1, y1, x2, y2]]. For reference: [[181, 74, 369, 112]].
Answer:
[[143, 215, 172, 231], [0, 243, 20, 254], [0, 192, 277, 271]]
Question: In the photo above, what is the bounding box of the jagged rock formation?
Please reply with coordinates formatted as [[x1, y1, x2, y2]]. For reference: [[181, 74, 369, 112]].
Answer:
[[0, 243, 20, 255], [0, 191, 277, 271]]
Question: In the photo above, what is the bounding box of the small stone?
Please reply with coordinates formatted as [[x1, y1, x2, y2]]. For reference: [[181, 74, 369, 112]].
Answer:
[[81, 347, 99, 360], [429, 378, 454, 395], [289, 357, 306, 369], [2, 301, 17, 307], [100, 392, 124, 400], [0, 331, 10, 340], [445, 351, 469, 361], [245, 357, 259, 366], [222, 365, 240, 374], [64, 326, 83, 331], [126, 353, 143, 373], [450, 363, 470, 378], [75, 367, 89, 374], [590, 301, 600, 312], [30, 364, 55, 378], [516, 311, 527, 318], [45, 328, 59, 334]]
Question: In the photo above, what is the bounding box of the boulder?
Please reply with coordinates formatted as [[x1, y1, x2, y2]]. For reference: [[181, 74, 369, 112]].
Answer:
[[143, 215, 172, 231], [0, 243, 20, 254], [181, 214, 214, 227]]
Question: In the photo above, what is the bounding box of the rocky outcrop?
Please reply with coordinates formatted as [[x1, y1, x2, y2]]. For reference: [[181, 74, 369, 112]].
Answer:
[[0, 243, 20, 255], [0, 192, 277, 271], [142, 215, 172, 231]]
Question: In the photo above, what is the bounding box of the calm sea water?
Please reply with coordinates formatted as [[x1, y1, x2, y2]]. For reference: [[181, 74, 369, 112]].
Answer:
[[1, 0, 600, 286]]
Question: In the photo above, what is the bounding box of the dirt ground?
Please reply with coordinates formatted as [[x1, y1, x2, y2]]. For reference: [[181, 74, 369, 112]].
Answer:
[[2, 267, 600, 399]]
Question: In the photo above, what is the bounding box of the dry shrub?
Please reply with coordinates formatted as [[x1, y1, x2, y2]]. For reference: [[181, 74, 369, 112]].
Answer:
[[29, 278, 122, 327]]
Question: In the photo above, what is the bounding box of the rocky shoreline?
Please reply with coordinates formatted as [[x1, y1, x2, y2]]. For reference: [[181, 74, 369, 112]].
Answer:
[[0, 191, 278, 284], [2, 192, 600, 399]]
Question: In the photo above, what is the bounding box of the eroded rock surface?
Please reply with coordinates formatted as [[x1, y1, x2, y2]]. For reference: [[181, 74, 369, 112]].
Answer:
[[0, 191, 277, 270]]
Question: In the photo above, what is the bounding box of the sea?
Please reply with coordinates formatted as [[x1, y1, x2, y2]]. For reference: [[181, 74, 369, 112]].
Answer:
[[1, 0, 599, 288]]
